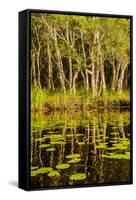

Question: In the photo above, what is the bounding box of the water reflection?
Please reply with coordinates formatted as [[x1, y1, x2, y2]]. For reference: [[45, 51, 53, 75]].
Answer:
[[30, 110, 130, 189]]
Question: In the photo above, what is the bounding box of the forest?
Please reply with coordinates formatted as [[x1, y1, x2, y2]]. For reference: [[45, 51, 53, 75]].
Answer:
[[31, 13, 130, 111]]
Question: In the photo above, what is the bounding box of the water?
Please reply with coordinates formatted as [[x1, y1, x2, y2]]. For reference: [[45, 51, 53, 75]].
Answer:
[[30, 109, 131, 189]]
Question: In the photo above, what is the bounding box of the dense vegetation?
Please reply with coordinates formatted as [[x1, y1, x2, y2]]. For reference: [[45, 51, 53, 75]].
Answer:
[[31, 13, 130, 111]]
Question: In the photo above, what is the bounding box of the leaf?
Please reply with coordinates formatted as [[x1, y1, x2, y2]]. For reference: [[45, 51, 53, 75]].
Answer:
[[101, 152, 130, 160], [48, 170, 60, 177], [50, 141, 66, 145], [66, 154, 81, 159], [37, 167, 53, 174], [39, 144, 51, 148], [56, 163, 70, 170], [67, 158, 81, 163], [31, 166, 38, 170], [96, 143, 108, 149], [46, 148, 56, 152], [31, 170, 38, 177], [78, 142, 85, 145], [69, 173, 86, 181]]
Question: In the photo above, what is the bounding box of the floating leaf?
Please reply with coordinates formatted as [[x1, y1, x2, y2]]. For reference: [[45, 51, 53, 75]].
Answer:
[[67, 158, 81, 163], [96, 143, 108, 149], [56, 163, 70, 170], [66, 134, 83, 137], [46, 148, 56, 152], [69, 173, 86, 181], [31, 166, 38, 170], [78, 142, 85, 145], [110, 132, 119, 135], [35, 138, 44, 142], [31, 170, 38, 177], [101, 153, 130, 160], [43, 134, 62, 140], [106, 147, 118, 150], [95, 139, 102, 143], [48, 170, 60, 177], [66, 154, 81, 159], [51, 141, 66, 145], [37, 167, 53, 174], [39, 144, 51, 148]]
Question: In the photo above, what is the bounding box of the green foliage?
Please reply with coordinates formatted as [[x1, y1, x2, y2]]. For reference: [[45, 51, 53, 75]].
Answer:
[[46, 148, 56, 152], [69, 173, 87, 181], [67, 158, 81, 164], [48, 170, 60, 177], [101, 152, 130, 160], [37, 167, 53, 174], [66, 154, 81, 159], [56, 164, 70, 170], [31, 13, 130, 100], [31, 88, 130, 111]]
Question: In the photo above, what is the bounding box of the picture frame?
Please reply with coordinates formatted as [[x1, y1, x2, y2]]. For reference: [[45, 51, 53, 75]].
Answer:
[[19, 9, 133, 191]]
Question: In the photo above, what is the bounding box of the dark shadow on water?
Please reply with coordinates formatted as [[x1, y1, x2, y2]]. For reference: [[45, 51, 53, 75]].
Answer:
[[8, 181, 18, 188]]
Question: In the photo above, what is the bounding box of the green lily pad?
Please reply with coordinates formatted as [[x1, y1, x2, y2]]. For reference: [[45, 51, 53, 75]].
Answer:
[[56, 163, 70, 170], [35, 138, 44, 142], [69, 173, 86, 181], [37, 167, 53, 174], [31, 170, 38, 177], [31, 166, 38, 170], [96, 143, 108, 149], [66, 154, 81, 159], [106, 147, 118, 150], [50, 141, 66, 145], [95, 139, 102, 143], [112, 143, 128, 150], [39, 144, 51, 148], [67, 158, 81, 163], [48, 170, 60, 177], [101, 153, 130, 160], [66, 134, 83, 137], [110, 132, 119, 135], [46, 148, 56, 152], [43, 134, 62, 140], [78, 142, 85, 145]]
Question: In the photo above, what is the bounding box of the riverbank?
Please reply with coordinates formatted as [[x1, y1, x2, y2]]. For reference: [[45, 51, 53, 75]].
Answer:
[[31, 88, 130, 113]]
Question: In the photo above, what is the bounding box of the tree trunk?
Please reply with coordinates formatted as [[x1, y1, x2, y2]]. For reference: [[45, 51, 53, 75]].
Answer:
[[54, 29, 66, 92], [31, 51, 37, 88], [47, 41, 54, 90], [66, 21, 73, 93], [81, 29, 89, 92], [117, 63, 128, 93], [36, 49, 41, 89]]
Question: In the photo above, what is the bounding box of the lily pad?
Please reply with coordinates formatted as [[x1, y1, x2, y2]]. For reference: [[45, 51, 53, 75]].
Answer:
[[31, 170, 38, 177], [31, 166, 38, 170], [101, 153, 130, 160], [51, 141, 66, 145], [96, 143, 108, 149], [56, 163, 70, 170], [106, 147, 118, 150], [78, 142, 85, 145], [48, 170, 60, 177], [67, 158, 81, 163], [110, 132, 119, 135], [37, 167, 53, 174], [66, 154, 81, 159], [69, 173, 86, 181], [46, 148, 56, 152], [35, 138, 44, 142], [43, 134, 62, 140], [39, 144, 51, 148]]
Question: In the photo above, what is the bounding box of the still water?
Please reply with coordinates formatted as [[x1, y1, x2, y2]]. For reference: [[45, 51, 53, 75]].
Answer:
[[30, 109, 131, 189]]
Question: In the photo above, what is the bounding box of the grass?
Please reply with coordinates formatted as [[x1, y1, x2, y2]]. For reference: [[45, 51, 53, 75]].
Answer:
[[31, 87, 130, 112]]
